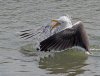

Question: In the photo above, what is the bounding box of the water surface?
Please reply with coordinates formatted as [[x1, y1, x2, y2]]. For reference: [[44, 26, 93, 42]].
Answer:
[[0, 0, 100, 76]]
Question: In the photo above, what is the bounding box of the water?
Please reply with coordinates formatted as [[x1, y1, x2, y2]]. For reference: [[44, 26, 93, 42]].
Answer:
[[0, 0, 100, 76]]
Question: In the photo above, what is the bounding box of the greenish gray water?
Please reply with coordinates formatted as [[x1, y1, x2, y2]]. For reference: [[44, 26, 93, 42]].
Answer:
[[0, 0, 100, 76]]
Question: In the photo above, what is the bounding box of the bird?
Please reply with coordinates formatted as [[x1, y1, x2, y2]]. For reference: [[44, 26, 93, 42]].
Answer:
[[20, 16, 92, 55], [39, 16, 92, 55]]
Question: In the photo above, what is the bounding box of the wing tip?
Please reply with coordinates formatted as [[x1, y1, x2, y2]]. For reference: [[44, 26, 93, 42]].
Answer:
[[73, 21, 83, 26]]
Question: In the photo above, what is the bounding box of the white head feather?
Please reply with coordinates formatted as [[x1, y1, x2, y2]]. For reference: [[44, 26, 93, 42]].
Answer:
[[51, 16, 73, 34], [57, 16, 73, 29]]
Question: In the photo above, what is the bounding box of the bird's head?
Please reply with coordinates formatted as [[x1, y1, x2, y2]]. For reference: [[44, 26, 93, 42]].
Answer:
[[51, 16, 73, 30]]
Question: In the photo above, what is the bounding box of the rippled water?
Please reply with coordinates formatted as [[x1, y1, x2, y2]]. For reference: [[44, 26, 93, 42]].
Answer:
[[0, 0, 100, 76]]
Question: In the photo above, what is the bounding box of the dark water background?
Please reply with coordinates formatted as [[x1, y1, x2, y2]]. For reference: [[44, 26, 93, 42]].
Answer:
[[0, 0, 100, 76]]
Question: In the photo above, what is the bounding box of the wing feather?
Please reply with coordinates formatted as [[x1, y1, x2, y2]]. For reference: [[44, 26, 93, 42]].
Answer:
[[40, 21, 89, 52]]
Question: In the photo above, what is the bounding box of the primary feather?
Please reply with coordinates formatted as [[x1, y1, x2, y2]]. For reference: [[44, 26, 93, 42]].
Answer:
[[40, 21, 89, 52]]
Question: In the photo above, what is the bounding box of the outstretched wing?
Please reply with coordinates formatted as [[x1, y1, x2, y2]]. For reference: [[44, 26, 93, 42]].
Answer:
[[20, 25, 52, 39], [40, 21, 89, 52]]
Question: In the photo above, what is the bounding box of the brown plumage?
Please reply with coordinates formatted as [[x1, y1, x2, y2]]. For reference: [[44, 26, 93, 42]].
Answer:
[[40, 21, 89, 52]]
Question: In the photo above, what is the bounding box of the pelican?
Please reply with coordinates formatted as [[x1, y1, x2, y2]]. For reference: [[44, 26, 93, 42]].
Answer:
[[20, 16, 91, 54], [39, 16, 92, 54]]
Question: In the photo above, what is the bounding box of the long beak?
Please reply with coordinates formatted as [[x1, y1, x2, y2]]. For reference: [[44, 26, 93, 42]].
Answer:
[[51, 20, 60, 30]]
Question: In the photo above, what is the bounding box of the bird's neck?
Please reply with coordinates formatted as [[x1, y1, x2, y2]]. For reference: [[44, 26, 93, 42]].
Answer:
[[65, 19, 73, 29], [65, 23, 73, 29]]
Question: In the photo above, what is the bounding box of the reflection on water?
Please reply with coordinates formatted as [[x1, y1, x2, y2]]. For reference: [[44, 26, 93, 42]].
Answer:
[[19, 43, 100, 76], [39, 50, 88, 75], [20, 44, 88, 76]]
